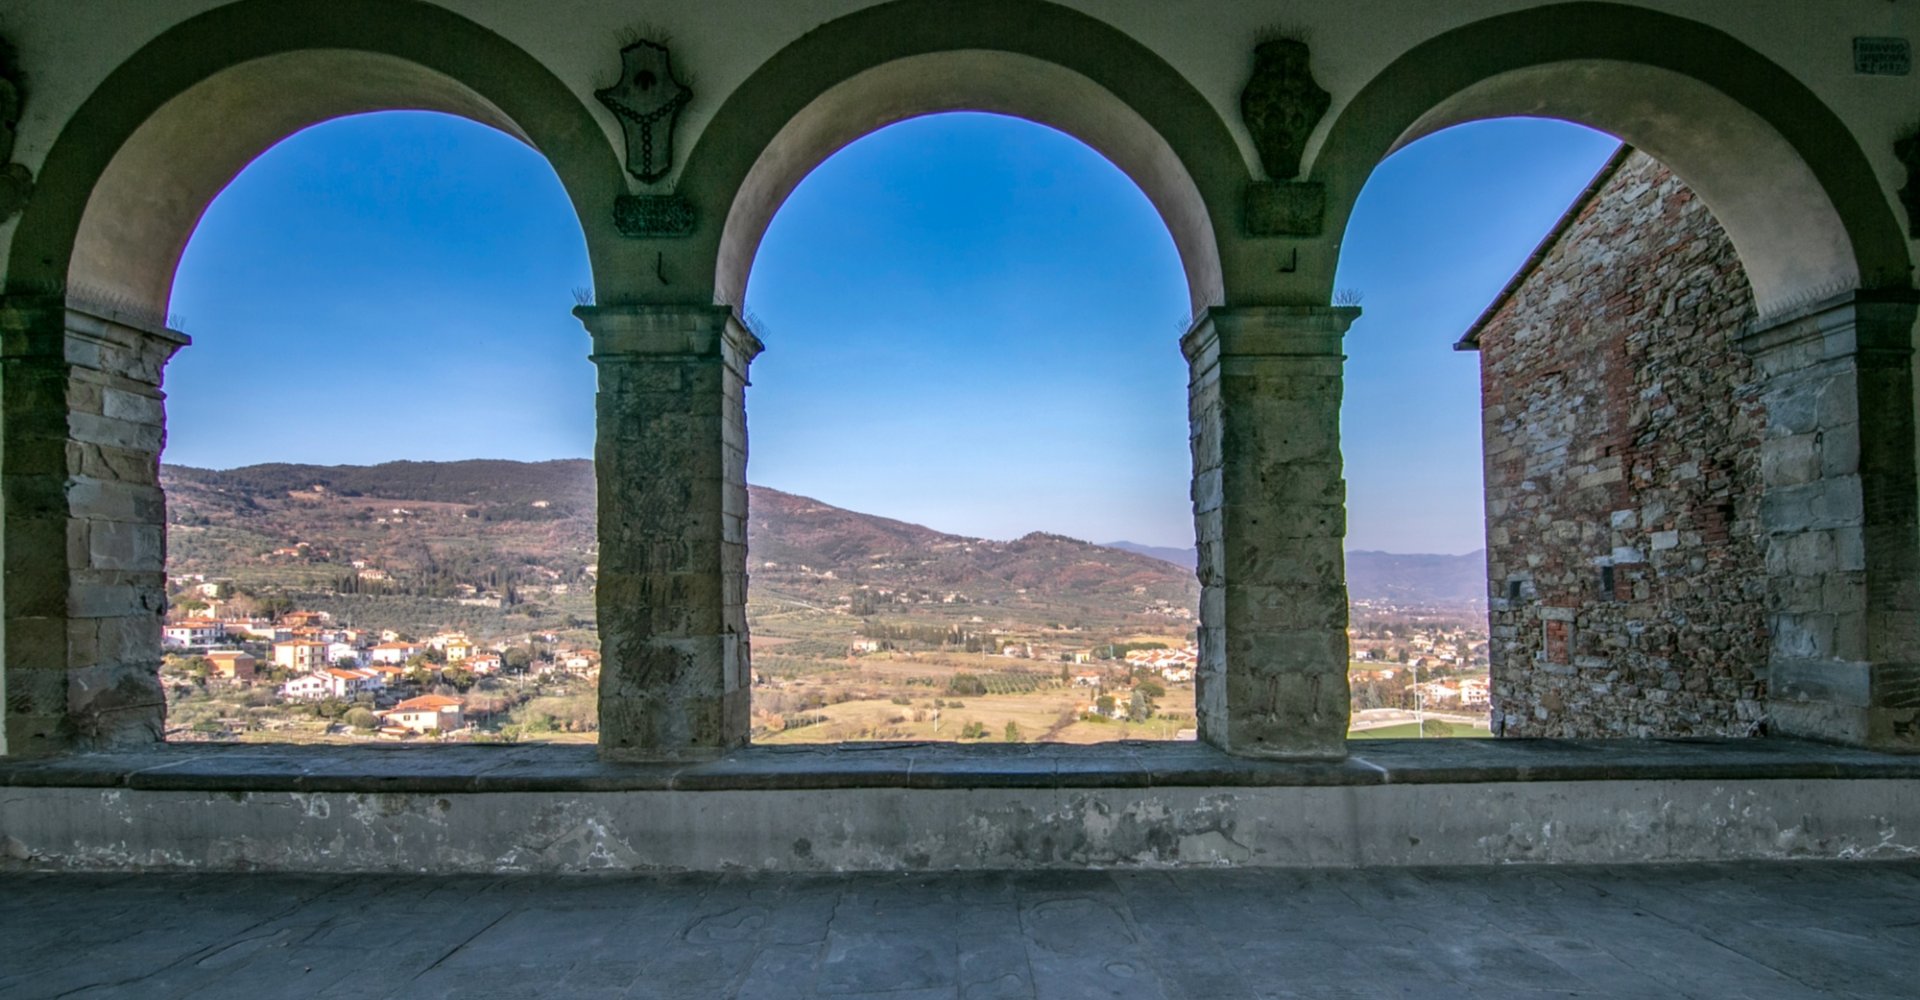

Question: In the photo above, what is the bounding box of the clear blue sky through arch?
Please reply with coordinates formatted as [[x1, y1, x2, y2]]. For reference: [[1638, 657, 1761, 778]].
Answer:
[[168, 111, 596, 468], [169, 109, 1620, 556], [1338, 118, 1622, 554]]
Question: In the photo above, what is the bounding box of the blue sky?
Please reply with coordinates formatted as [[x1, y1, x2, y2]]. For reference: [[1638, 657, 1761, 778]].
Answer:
[[169, 110, 1618, 554]]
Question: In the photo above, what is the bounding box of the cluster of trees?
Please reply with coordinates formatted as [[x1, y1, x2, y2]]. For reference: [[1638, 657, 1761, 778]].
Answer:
[[858, 620, 996, 653], [947, 673, 988, 696], [1093, 641, 1167, 661]]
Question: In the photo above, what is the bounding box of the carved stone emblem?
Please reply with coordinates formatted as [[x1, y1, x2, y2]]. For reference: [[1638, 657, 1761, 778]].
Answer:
[[596, 40, 691, 185], [0, 37, 32, 224], [1897, 129, 1920, 237], [1240, 39, 1330, 181]]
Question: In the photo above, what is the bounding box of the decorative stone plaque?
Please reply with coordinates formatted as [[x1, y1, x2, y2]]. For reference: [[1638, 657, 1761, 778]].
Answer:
[[597, 40, 692, 184], [613, 193, 696, 238], [1854, 37, 1911, 76], [1242, 181, 1325, 237]]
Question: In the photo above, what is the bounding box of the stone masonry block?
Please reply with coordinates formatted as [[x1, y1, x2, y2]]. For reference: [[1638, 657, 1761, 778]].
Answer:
[[3, 665, 67, 717]]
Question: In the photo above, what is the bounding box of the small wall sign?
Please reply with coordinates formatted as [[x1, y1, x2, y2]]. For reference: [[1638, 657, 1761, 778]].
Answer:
[[1855, 37, 1912, 76]]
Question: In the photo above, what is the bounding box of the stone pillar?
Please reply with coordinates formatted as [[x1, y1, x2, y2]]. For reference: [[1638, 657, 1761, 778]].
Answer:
[[1738, 291, 1920, 749], [577, 304, 761, 759], [2, 298, 186, 755], [1184, 305, 1357, 759]]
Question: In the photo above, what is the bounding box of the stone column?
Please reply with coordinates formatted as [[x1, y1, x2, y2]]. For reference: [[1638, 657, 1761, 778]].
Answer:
[[1184, 305, 1357, 759], [577, 303, 761, 759], [1739, 291, 1920, 749], [2, 298, 186, 755]]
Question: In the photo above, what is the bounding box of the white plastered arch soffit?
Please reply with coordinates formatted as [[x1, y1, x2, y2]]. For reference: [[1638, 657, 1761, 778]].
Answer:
[[1392, 60, 1859, 320], [69, 50, 529, 321]]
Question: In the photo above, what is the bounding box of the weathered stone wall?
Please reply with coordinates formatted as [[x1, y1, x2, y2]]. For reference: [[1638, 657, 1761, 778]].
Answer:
[[2, 300, 185, 754], [1185, 306, 1356, 758], [580, 304, 759, 759], [1479, 151, 1767, 737]]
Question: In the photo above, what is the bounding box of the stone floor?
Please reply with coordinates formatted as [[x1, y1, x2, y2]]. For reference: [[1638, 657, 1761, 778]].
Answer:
[[2, 862, 1916, 999]]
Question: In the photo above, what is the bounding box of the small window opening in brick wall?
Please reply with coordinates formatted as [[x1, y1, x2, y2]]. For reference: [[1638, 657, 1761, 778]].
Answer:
[[1543, 619, 1573, 665]]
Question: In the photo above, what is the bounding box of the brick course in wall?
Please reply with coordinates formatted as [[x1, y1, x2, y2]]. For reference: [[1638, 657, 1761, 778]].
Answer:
[[1471, 149, 1768, 738]]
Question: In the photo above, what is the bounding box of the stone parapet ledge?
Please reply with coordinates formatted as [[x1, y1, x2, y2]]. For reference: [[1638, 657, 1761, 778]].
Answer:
[[3, 737, 1916, 793], [7, 740, 1917, 871]]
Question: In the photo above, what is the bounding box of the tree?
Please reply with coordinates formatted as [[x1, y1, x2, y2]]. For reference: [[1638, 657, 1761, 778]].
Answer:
[[948, 673, 987, 697], [1095, 694, 1116, 717], [504, 647, 533, 673], [1137, 679, 1166, 700], [344, 708, 379, 732], [1004, 721, 1023, 743]]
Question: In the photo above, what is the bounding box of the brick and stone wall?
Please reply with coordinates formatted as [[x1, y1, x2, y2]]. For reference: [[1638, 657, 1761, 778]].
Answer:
[[1477, 150, 1768, 738]]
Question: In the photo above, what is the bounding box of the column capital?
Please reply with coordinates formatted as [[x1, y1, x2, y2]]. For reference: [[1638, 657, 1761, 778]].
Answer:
[[1737, 289, 1917, 369], [0, 297, 190, 375], [576, 303, 764, 367], [1180, 305, 1360, 364]]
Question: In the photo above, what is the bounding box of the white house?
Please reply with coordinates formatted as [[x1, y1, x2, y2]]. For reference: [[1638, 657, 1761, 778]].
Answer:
[[382, 695, 466, 734], [162, 622, 223, 649], [280, 667, 381, 701], [368, 641, 422, 665]]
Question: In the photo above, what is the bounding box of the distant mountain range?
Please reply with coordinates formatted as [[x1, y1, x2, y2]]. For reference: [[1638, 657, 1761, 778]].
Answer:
[[161, 460, 1483, 611], [1105, 541, 1487, 607]]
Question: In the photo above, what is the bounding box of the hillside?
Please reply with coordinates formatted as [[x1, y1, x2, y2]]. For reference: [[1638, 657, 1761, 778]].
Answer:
[[1106, 541, 1486, 607], [1344, 550, 1487, 606], [161, 461, 1201, 629], [162, 459, 1479, 637]]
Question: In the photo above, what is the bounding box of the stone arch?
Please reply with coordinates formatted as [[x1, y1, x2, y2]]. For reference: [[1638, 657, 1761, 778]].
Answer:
[[1312, 1, 1912, 319], [4, 0, 630, 317], [677, 0, 1248, 316]]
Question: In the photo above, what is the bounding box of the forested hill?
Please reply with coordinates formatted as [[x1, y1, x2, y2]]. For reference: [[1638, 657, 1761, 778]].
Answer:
[[159, 460, 1201, 613], [1105, 541, 1487, 607], [162, 460, 1481, 611], [164, 459, 596, 514]]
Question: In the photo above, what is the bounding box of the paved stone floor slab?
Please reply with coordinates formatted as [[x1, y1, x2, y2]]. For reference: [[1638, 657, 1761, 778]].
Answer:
[[1, 862, 1916, 999]]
